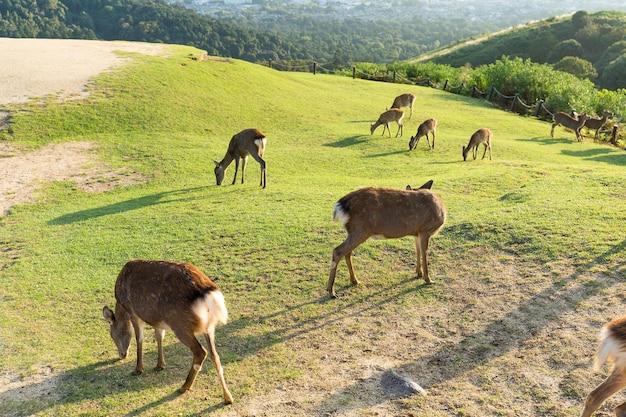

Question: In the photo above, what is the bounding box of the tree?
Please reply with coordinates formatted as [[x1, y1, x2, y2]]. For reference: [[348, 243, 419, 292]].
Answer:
[[547, 39, 583, 63], [600, 55, 626, 90], [553, 56, 597, 81]]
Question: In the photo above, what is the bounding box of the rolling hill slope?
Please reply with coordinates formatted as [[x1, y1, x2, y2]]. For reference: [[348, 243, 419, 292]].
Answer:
[[0, 42, 625, 417]]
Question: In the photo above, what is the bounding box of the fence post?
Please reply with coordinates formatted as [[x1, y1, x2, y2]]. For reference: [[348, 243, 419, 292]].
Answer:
[[268, 59, 272, 69], [611, 125, 619, 145], [443, 79, 448, 91], [534, 100, 543, 118], [393, 70, 397, 83], [487, 85, 494, 102], [313, 61, 317, 75], [353, 66, 356, 79], [509, 95, 518, 112]]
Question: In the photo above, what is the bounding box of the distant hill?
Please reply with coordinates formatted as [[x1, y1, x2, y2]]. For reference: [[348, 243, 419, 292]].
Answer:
[[411, 10, 626, 90]]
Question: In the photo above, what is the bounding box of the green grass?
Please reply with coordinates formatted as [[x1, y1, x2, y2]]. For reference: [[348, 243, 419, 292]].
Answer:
[[0, 44, 625, 416]]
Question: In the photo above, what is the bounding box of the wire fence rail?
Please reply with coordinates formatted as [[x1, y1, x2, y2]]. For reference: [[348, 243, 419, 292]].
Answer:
[[267, 59, 621, 145]]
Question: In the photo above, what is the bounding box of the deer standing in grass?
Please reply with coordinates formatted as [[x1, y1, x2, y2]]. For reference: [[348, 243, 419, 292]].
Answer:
[[327, 180, 446, 298], [102, 260, 234, 404], [580, 315, 626, 417], [462, 128, 492, 161], [584, 110, 613, 139], [550, 111, 590, 142], [409, 118, 438, 150], [390, 93, 416, 119], [370, 108, 404, 138], [214, 128, 267, 188]]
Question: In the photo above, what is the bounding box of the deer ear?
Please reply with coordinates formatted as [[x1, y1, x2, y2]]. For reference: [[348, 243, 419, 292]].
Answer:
[[103, 306, 115, 324], [418, 180, 434, 190], [406, 185, 413, 190], [213, 160, 220, 167]]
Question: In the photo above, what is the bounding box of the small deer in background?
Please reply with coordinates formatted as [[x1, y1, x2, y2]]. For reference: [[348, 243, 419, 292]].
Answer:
[[214, 128, 267, 188], [580, 315, 626, 417], [102, 260, 234, 404], [550, 111, 590, 142], [584, 109, 613, 139], [462, 128, 492, 161], [390, 93, 416, 119], [409, 118, 438, 150], [327, 180, 446, 298], [370, 108, 404, 138]]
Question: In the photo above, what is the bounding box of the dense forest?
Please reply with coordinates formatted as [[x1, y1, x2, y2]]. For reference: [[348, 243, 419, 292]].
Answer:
[[0, 0, 496, 63], [422, 11, 626, 90]]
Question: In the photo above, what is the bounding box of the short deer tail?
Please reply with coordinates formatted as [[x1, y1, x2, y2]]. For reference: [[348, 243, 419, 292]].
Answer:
[[333, 200, 349, 226], [594, 326, 626, 371], [205, 290, 229, 325]]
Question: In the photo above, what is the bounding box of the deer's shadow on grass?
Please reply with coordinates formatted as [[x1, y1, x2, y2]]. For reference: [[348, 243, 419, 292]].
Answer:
[[562, 148, 626, 166], [322, 235, 626, 414], [517, 136, 573, 145], [47, 186, 211, 225], [324, 135, 369, 148]]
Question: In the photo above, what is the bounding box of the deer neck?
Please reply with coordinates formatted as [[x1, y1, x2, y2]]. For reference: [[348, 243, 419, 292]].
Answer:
[[218, 151, 235, 169]]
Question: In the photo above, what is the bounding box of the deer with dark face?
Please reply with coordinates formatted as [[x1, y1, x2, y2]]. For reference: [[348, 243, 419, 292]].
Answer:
[[214, 128, 267, 188], [409, 118, 438, 150], [327, 180, 446, 298], [462, 128, 492, 161], [102, 260, 233, 404]]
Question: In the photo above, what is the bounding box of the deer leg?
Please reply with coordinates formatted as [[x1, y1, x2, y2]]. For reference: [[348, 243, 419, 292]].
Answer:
[[131, 320, 145, 375], [383, 123, 390, 137], [250, 153, 267, 189], [429, 132, 435, 149], [414, 235, 423, 277], [395, 122, 403, 138], [231, 156, 240, 185], [616, 402, 626, 417], [473, 146, 478, 160], [416, 233, 433, 284], [155, 328, 166, 370], [327, 231, 369, 298], [203, 325, 234, 404], [580, 367, 626, 417], [481, 144, 488, 160], [550, 122, 557, 138], [176, 331, 207, 393], [240, 156, 248, 184]]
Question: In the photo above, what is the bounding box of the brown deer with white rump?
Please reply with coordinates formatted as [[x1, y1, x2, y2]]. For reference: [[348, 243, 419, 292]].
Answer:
[[390, 93, 416, 119], [580, 315, 626, 417], [102, 260, 234, 404], [327, 180, 446, 298], [370, 108, 404, 138], [214, 128, 267, 188], [462, 128, 492, 161], [409, 118, 438, 150], [550, 111, 590, 142], [583, 109, 613, 139]]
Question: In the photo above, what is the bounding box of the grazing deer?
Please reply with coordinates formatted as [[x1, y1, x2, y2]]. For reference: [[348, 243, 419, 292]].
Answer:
[[214, 128, 267, 188], [390, 93, 416, 119], [462, 128, 492, 161], [550, 111, 590, 142], [580, 315, 626, 417], [409, 118, 438, 150], [370, 108, 404, 138], [327, 180, 446, 298], [102, 260, 234, 404], [584, 110, 613, 139]]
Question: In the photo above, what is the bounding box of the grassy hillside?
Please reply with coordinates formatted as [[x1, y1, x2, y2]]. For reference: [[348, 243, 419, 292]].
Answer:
[[413, 10, 626, 90], [0, 44, 625, 416]]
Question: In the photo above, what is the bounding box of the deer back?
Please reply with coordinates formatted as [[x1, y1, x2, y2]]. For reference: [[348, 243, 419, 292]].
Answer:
[[335, 187, 446, 239], [114, 260, 226, 333], [391, 93, 415, 109]]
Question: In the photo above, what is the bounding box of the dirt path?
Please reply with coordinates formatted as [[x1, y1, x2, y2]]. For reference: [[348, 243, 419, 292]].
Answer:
[[0, 38, 168, 215]]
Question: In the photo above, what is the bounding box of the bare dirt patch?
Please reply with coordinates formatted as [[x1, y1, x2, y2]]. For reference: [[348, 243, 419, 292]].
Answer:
[[0, 38, 166, 215]]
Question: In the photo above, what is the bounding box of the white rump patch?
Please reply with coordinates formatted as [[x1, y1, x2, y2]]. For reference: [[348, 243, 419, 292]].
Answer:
[[333, 202, 349, 226], [595, 327, 626, 371], [190, 290, 229, 332], [254, 138, 267, 149]]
